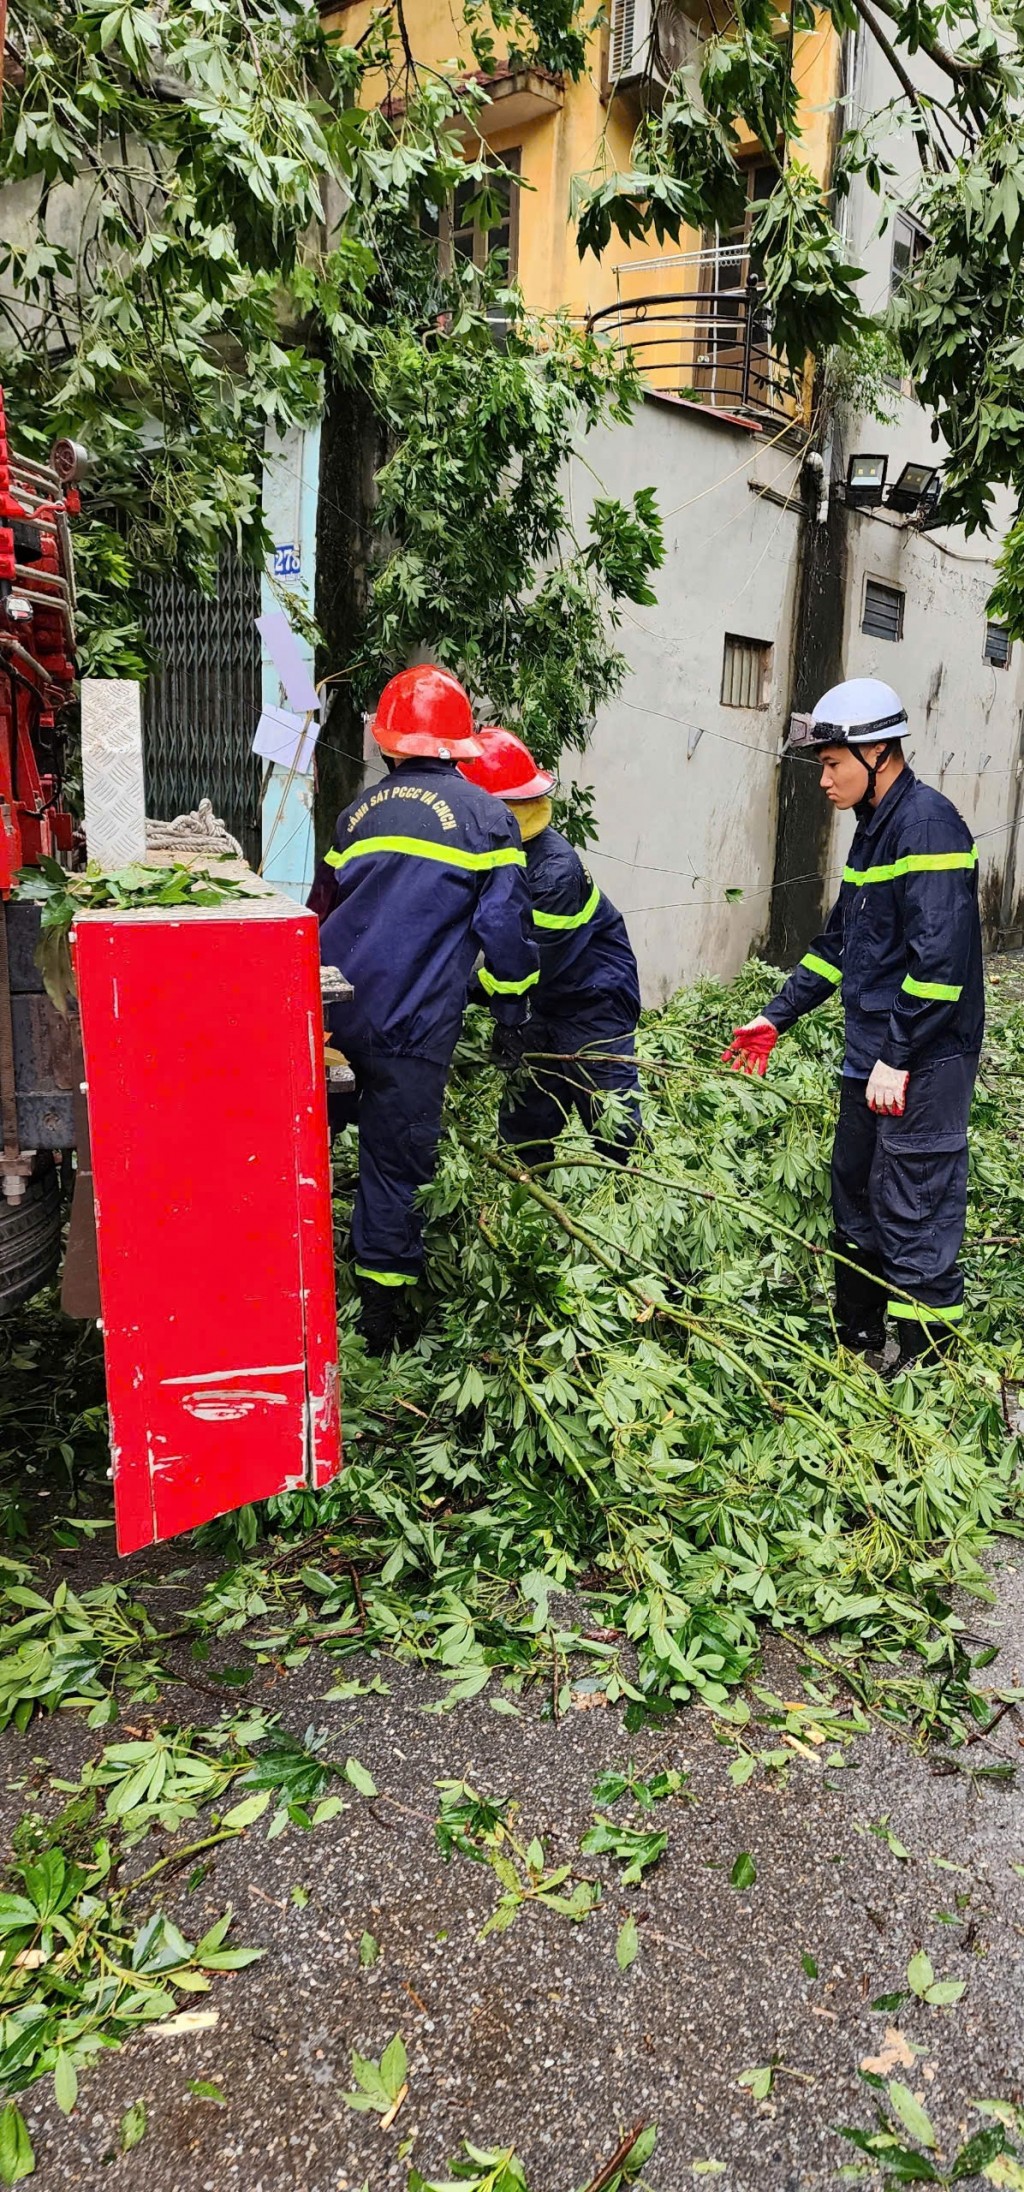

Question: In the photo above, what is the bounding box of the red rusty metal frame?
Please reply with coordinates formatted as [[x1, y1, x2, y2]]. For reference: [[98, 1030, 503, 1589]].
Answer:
[[0, 392, 78, 896]]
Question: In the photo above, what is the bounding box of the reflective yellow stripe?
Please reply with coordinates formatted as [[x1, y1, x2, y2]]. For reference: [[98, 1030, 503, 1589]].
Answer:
[[355, 1265, 418, 1288], [901, 975, 962, 1001], [843, 849, 978, 886], [478, 965, 540, 997], [533, 882, 601, 932], [888, 1300, 964, 1322], [801, 952, 841, 986], [325, 836, 526, 873]]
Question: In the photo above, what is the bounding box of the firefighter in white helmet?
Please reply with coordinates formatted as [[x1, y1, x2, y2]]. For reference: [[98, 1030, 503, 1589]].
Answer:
[[723, 678, 983, 1369]]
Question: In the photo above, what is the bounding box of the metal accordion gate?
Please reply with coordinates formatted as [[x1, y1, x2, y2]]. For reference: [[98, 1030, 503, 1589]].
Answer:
[[141, 555, 263, 867]]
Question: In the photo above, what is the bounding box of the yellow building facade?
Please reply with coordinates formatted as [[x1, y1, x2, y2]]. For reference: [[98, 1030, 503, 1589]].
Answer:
[[321, 0, 841, 414]]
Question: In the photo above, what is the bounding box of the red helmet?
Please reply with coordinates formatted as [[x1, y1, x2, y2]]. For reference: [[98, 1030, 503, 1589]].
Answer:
[[457, 725, 555, 800], [371, 664, 483, 760]]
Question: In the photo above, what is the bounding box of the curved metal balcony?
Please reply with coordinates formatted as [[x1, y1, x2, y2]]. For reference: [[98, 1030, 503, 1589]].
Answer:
[[587, 272, 797, 423]]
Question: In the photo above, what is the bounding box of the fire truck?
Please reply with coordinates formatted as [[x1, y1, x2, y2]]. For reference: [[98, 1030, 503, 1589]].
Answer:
[[0, 397, 81, 1311], [0, 390, 343, 1549]]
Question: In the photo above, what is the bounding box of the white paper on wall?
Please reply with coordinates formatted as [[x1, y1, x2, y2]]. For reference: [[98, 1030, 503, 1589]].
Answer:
[[256, 611, 321, 717], [252, 705, 319, 776]]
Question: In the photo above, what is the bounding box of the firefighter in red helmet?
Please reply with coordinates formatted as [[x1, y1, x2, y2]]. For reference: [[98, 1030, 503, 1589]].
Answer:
[[309, 666, 538, 1352], [459, 727, 642, 1170]]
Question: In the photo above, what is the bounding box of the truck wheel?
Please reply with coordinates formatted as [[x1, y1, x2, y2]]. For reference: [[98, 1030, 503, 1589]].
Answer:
[[0, 1155, 62, 1316]]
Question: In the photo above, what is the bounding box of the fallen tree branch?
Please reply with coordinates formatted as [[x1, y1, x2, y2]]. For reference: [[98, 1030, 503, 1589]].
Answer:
[[581, 2119, 649, 2192], [849, 0, 947, 167], [965, 1694, 1023, 1746]]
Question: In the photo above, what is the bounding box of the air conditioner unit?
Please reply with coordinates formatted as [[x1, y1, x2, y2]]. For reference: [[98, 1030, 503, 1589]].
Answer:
[[608, 0, 700, 89], [609, 0, 653, 85]]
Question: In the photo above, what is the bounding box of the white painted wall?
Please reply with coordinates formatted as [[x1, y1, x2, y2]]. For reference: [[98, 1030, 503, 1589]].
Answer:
[[260, 422, 321, 903], [821, 511, 1024, 927], [829, 24, 1024, 930], [570, 394, 804, 1003]]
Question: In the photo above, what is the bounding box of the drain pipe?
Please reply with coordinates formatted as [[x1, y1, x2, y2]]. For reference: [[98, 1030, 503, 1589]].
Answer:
[[807, 26, 858, 528], [804, 446, 829, 524]]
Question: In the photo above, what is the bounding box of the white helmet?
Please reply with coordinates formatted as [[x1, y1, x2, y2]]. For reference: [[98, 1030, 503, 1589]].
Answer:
[[795, 678, 908, 749]]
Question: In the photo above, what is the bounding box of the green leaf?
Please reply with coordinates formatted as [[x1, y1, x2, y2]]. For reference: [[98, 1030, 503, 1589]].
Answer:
[[119, 2102, 147, 2153], [187, 2081, 226, 2105], [380, 2034, 407, 2099], [311, 1795, 346, 1826], [952, 2126, 1013, 2178], [801, 1952, 818, 1978], [977, 2154, 1024, 2186], [345, 1758, 378, 1798], [730, 1852, 757, 1890], [197, 1945, 264, 1971], [0, 2105, 34, 2186], [887, 2082, 937, 2149], [738, 2064, 774, 2100], [874, 2152, 941, 2183], [907, 1952, 935, 1998], [623, 2126, 658, 2173], [616, 1914, 639, 1970], [221, 1790, 271, 1830], [924, 1979, 966, 2006], [53, 2052, 78, 2117], [359, 1931, 379, 1967]]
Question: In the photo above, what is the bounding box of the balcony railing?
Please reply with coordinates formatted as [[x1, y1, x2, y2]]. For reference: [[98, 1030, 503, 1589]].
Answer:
[[587, 262, 797, 423]]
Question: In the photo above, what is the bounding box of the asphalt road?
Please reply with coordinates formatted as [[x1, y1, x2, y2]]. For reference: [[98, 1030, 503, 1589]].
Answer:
[[3, 1548, 1024, 2192]]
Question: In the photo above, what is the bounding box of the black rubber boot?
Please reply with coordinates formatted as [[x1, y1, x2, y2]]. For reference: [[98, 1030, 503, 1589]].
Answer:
[[833, 1235, 887, 1352], [891, 1317, 956, 1373], [356, 1278, 403, 1356]]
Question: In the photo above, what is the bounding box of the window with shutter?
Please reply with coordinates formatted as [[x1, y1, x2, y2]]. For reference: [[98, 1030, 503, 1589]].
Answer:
[[984, 621, 1011, 668], [890, 213, 929, 298], [721, 634, 772, 708], [862, 580, 904, 643]]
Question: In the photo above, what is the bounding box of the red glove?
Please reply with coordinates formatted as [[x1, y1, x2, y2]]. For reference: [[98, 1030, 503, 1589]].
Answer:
[[866, 1060, 909, 1116], [721, 1019, 779, 1077]]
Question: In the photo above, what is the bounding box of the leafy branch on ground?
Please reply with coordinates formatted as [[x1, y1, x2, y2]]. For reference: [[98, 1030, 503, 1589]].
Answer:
[[434, 1780, 599, 1937], [8, 965, 1024, 1758], [839, 2090, 1024, 2187], [0, 1708, 371, 2173], [14, 860, 251, 1014], [343, 2031, 409, 2123], [405, 2124, 658, 2192]]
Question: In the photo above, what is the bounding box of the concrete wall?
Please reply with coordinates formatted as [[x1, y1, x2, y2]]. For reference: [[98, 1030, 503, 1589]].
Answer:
[[827, 23, 1024, 939], [569, 395, 805, 1002], [823, 509, 1024, 936]]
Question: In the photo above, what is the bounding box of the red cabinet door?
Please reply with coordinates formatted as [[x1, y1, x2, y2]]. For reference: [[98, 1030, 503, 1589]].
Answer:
[[75, 898, 341, 1554]]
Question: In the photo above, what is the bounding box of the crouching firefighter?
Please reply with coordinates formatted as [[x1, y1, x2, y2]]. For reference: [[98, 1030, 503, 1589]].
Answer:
[[723, 679, 983, 1369], [458, 727, 643, 1168], [308, 666, 538, 1352]]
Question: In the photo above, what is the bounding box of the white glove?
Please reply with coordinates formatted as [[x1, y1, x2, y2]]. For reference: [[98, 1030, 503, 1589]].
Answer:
[[866, 1059, 909, 1116]]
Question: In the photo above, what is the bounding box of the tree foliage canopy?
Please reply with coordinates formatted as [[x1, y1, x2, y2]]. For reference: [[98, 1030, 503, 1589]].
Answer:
[[0, 0, 661, 786]]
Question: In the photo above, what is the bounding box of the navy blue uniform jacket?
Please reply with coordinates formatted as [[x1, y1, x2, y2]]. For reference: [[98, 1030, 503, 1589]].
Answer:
[[310, 759, 539, 1064], [527, 826, 640, 1033], [764, 768, 983, 1076]]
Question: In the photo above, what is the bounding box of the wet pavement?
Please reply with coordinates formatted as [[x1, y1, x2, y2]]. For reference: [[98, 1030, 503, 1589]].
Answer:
[[3, 1548, 1024, 2191]]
